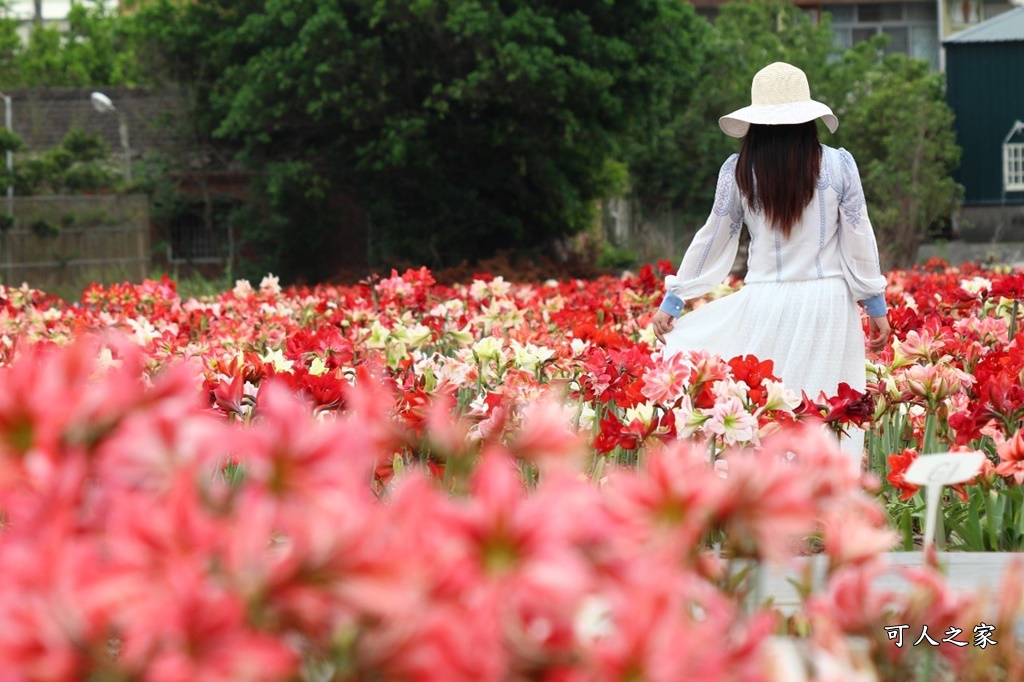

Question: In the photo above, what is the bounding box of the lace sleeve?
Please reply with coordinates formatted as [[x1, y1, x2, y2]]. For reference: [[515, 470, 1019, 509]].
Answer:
[[836, 148, 887, 306], [664, 154, 744, 302]]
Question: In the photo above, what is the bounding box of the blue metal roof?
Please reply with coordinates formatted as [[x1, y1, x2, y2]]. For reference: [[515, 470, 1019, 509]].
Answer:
[[944, 7, 1024, 44]]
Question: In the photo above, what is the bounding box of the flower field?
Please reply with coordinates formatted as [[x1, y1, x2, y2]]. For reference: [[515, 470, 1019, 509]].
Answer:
[[1, 260, 1024, 680]]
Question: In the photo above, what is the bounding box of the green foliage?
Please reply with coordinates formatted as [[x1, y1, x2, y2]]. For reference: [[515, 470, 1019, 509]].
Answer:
[[16, 128, 118, 195], [121, 0, 958, 277], [29, 218, 60, 238], [61, 127, 109, 162], [13, 0, 142, 87], [596, 241, 637, 270], [0, 127, 22, 154], [827, 50, 963, 269], [627, 0, 836, 224], [130, 0, 706, 277]]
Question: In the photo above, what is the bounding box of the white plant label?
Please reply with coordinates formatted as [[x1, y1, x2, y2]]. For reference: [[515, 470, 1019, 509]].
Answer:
[[904, 451, 986, 487], [904, 451, 986, 549]]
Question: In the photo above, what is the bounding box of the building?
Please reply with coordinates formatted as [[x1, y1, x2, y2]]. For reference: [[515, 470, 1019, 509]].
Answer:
[[943, 6, 1024, 239], [690, 0, 1021, 70]]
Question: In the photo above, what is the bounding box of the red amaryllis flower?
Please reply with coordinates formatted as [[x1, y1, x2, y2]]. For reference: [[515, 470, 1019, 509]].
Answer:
[[948, 404, 987, 445], [887, 449, 920, 501], [822, 383, 875, 427], [593, 415, 641, 454], [727, 354, 778, 406], [989, 274, 1024, 300]]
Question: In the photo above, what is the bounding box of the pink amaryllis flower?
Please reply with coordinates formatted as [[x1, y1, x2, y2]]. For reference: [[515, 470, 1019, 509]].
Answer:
[[705, 396, 758, 446], [996, 430, 1024, 484], [903, 363, 972, 408], [640, 352, 691, 405], [603, 440, 724, 555], [714, 451, 820, 561], [508, 394, 587, 472], [820, 499, 897, 570], [807, 562, 902, 637]]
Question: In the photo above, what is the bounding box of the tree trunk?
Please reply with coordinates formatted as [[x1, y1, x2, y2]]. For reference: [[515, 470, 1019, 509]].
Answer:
[[33, 0, 43, 25]]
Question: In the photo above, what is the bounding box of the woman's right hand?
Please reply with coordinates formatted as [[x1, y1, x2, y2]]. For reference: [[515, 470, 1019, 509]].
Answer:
[[867, 315, 891, 352], [652, 310, 675, 344]]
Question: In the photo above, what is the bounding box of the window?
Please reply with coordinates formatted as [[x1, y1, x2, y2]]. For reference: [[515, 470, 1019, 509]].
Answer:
[[1005, 144, 1024, 192], [167, 203, 233, 263], [881, 27, 909, 54], [827, 2, 939, 70], [1005, 123, 1024, 193]]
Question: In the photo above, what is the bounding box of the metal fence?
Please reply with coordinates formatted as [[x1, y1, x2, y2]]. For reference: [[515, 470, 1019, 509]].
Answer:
[[0, 194, 150, 299]]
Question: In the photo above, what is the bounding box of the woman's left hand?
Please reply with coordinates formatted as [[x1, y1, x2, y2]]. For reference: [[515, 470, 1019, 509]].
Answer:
[[652, 310, 675, 344], [867, 315, 890, 352]]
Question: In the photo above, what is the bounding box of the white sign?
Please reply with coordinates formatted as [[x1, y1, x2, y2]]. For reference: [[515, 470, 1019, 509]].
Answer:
[[904, 451, 987, 549], [904, 451, 986, 486]]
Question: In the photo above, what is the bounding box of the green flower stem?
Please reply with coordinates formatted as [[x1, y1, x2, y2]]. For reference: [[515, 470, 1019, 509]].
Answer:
[[1011, 299, 1020, 341]]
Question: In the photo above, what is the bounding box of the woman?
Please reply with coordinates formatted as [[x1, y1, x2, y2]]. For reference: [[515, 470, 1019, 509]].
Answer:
[[651, 62, 890, 454]]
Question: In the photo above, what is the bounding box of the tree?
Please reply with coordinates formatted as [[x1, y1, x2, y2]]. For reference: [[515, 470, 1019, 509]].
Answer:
[[15, 0, 141, 87], [826, 49, 962, 268], [626, 0, 837, 233], [15, 128, 119, 195], [129, 0, 707, 278]]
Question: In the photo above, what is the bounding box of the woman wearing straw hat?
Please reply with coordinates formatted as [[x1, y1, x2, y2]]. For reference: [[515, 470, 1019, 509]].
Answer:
[[651, 62, 890, 455]]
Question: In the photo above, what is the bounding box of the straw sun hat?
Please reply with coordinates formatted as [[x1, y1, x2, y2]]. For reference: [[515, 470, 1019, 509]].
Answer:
[[718, 62, 838, 138]]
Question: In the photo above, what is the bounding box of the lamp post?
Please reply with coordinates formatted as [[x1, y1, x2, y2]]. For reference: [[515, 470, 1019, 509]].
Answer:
[[0, 91, 11, 218], [0, 91, 12, 286], [90, 91, 132, 184]]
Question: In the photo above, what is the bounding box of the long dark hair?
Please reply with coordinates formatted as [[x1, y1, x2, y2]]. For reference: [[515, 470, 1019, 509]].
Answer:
[[735, 122, 822, 239]]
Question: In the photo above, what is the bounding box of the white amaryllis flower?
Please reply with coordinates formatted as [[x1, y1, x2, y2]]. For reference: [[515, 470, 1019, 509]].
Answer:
[[472, 336, 504, 362], [365, 320, 390, 350], [125, 317, 158, 345], [96, 346, 123, 370], [259, 348, 294, 373], [446, 324, 474, 347], [638, 324, 659, 347], [308, 356, 328, 377], [671, 395, 709, 439], [624, 402, 656, 428], [576, 404, 597, 431], [232, 279, 254, 298], [475, 300, 526, 328], [259, 273, 281, 296], [760, 379, 800, 413], [385, 341, 408, 369], [711, 378, 751, 403], [511, 340, 555, 373], [960, 276, 991, 296], [569, 338, 590, 356], [391, 322, 433, 349], [469, 279, 491, 301], [705, 396, 758, 445], [489, 276, 511, 297]]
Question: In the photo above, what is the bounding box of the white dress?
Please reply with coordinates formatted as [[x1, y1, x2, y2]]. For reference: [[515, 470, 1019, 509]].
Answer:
[[661, 146, 887, 454]]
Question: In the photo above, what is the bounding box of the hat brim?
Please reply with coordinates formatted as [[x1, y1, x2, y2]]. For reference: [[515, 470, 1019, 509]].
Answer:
[[719, 100, 838, 138]]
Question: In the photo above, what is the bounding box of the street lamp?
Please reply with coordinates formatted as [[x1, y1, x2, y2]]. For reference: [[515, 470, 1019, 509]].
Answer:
[[90, 91, 132, 184], [0, 91, 11, 218]]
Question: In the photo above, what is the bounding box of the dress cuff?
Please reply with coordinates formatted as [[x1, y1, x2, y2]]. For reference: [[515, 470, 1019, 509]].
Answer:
[[861, 294, 887, 318], [660, 292, 685, 318]]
